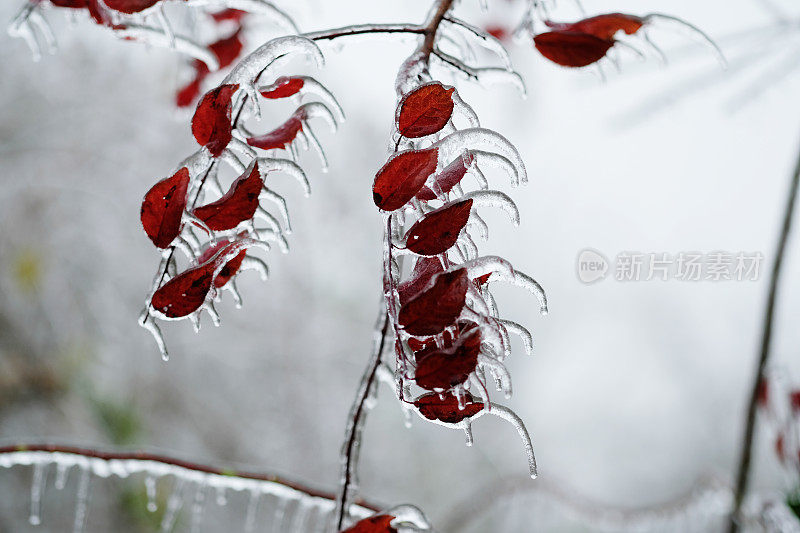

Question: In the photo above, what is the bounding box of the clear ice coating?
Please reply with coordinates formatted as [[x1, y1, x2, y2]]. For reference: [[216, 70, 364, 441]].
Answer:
[[186, 0, 298, 33], [433, 128, 528, 185], [1, 450, 375, 531], [115, 24, 220, 70], [461, 190, 520, 226]]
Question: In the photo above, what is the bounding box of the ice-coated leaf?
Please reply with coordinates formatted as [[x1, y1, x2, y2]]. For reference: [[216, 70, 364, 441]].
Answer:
[[197, 239, 246, 288], [103, 0, 159, 14], [534, 31, 613, 68], [140, 167, 190, 249], [545, 13, 644, 40], [398, 268, 469, 336], [397, 82, 455, 138], [340, 514, 396, 533], [246, 113, 302, 151], [405, 199, 473, 256], [151, 239, 256, 318], [373, 148, 438, 211], [192, 84, 239, 157], [259, 76, 304, 99], [222, 35, 322, 90], [415, 391, 483, 423], [193, 161, 262, 231], [150, 261, 216, 319], [416, 153, 472, 201], [397, 257, 444, 306], [414, 327, 481, 390]]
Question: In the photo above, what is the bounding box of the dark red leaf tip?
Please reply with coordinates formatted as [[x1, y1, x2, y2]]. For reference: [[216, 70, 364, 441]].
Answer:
[[340, 514, 397, 533], [260, 76, 305, 99], [415, 391, 484, 423]]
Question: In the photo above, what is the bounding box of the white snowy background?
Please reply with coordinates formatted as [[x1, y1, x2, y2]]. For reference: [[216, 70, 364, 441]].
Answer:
[[1, 0, 799, 531]]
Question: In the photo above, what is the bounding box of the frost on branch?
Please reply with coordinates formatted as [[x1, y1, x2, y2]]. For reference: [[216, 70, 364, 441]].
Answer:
[[139, 36, 342, 361], [0, 447, 376, 532]]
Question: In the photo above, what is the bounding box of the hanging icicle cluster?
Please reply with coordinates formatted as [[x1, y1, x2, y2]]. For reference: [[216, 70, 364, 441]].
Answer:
[[138, 35, 343, 361]]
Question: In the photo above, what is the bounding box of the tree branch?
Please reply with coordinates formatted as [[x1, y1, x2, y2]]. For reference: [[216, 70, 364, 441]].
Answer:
[[728, 134, 800, 532]]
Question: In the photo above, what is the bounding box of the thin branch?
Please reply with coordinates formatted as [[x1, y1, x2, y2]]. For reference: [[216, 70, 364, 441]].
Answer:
[[334, 312, 391, 531], [306, 24, 425, 42], [0, 444, 380, 511], [728, 134, 800, 532], [420, 0, 456, 60]]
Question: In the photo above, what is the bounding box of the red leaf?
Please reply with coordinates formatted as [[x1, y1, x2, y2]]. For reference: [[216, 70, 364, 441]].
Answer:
[[210, 29, 244, 69], [246, 109, 304, 151], [485, 26, 510, 41], [534, 31, 613, 67], [210, 8, 247, 23], [151, 240, 250, 318], [414, 327, 481, 390], [397, 82, 455, 138], [192, 84, 238, 157], [373, 148, 439, 211], [415, 391, 483, 423], [791, 390, 800, 412], [103, 0, 159, 14], [546, 13, 644, 40], [405, 199, 473, 256], [197, 239, 246, 288], [398, 268, 469, 336], [416, 153, 472, 201], [193, 161, 262, 231], [340, 515, 397, 533], [50, 0, 89, 7], [140, 167, 190, 249], [260, 76, 305, 99], [151, 261, 215, 319], [398, 257, 444, 306], [176, 65, 210, 108]]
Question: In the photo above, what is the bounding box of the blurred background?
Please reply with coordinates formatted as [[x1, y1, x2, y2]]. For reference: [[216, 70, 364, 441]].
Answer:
[[1, 0, 799, 530]]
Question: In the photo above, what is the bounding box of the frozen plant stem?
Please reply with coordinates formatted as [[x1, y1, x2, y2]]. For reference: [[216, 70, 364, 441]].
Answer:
[[728, 133, 800, 532], [332, 2, 456, 530], [334, 313, 390, 531]]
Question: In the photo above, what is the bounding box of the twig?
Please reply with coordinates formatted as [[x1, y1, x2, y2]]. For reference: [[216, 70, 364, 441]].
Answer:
[[728, 134, 800, 532], [334, 313, 390, 531]]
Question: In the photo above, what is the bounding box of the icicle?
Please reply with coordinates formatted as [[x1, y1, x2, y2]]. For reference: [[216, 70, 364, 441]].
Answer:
[[160, 479, 185, 532], [239, 256, 270, 279], [389, 504, 432, 530], [255, 206, 284, 235], [644, 14, 727, 68], [186, 0, 298, 34], [471, 150, 518, 187], [28, 9, 57, 57], [115, 25, 219, 70], [461, 190, 519, 225], [29, 462, 44, 526], [72, 468, 91, 533], [154, 4, 175, 49], [479, 352, 512, 398], [146, 475, 158, 512], [243, 490, 260, 533], [55, 463, 69, 490], [467, 212, 489, 241], [442, 18, 514, 70], [258, 158, 311, 196], [450, 92, 480, 128], [139, 310, 169, 361], [498, 318, 534, 356], [215, 486, 227, 506], [434, 128, 528, 184], [511, 270, 549, 315], [302, 121, 329, 172], [464, 421, 474, 446], [190, 481, 207, 533], [260, 187, 291, 234], [223, 36, 323, 90], [486, 404, 537, 478]]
